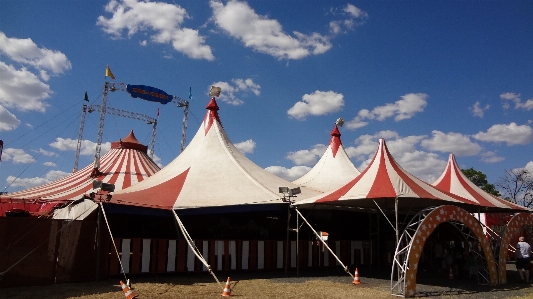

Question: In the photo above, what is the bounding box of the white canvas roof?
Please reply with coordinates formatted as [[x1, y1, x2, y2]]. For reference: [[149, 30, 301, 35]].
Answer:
[[432, 154, 529, 212], [292, 124, 360, 193], [295, 139, 482, 212], [112, 98, 321, 210]]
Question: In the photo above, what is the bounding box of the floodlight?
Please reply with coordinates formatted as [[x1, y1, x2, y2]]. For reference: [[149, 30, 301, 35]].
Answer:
[[279, 187, 289, 194], [92, 180, 102, 190], [289, 187, 301, 196], [89, 192, 96, 200], [106, 194, 113, 202], [100, 182, 115, 192], [209, 86, 221, 97], [335, 118, 345, 127]]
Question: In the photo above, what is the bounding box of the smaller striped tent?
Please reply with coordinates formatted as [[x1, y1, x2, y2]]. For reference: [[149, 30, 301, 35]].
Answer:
[[0, 131, 160, 217], [292, 124, 360, 193], [295, 139, 481, 211], [432, 153, 529, 212]]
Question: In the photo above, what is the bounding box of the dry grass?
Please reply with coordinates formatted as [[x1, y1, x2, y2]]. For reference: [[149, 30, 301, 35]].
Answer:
[[2, 270, 533, 299]]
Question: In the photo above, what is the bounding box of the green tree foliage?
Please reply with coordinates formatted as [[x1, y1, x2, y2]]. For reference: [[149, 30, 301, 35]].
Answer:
[[461, 167, 501, 197]]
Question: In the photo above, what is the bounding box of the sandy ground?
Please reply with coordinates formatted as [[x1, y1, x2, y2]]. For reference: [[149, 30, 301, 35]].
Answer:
[[1, 267, 533, 299]]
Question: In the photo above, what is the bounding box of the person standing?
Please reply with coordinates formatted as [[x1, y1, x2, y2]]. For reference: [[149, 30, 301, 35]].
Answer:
[[516, 236, 531, 283]]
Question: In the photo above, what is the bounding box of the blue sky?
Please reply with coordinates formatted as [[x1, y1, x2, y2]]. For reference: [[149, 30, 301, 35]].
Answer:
[[1, 0, 532, 193]]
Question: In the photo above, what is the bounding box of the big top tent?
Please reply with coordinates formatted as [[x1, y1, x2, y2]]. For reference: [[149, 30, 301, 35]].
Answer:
[[110, 97, 321, 211], [295, 138, 484, 212], [292, 124, 360, 193], [0, 130, 160, 217]]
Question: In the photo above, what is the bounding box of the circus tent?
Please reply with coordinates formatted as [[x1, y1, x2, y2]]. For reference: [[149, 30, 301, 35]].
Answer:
[[292, 124, 360, 193], [295, 138, 483, 212], [0, 131, 160, 217], [110, 97, 321, 211], [432, 153, 528, 211]]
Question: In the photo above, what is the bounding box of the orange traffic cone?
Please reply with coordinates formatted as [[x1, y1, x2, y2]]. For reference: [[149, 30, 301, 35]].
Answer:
[[448, 267, 454, 280], [221, 277, 232, 297], [120, 280, 136, 299], [352, 268, 361, 285]]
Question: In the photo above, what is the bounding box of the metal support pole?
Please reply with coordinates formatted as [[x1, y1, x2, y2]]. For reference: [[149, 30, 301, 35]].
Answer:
[[285, 203, 290, 276], [96, 204, 101, 280], [395, 196, 399, 281], [296, 208, 299, 278]]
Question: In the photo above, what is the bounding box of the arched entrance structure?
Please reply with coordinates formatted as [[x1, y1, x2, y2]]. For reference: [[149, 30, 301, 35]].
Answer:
[[391, 205, 498, 297], [498, 212, 533, 284]]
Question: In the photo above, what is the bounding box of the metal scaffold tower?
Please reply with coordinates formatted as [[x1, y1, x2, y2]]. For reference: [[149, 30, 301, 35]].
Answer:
[[73, 81, 189, 172]]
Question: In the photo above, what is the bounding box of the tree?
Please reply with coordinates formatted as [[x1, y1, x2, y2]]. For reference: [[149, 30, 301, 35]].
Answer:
[[461, 167, 501, 197], [497, 168, 533, 208]]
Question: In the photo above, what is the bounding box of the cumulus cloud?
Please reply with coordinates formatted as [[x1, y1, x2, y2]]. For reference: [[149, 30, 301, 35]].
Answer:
[[97, 0, 214, 60], [345, 93, 427, 130], [470, 101, 490, 118], [0, 32, 71, 80], [329, 4, 368, 34], [287, 90, 344, 120], [49, 137, 111, 155], [2, 148, 35, 164], [209, 78, 260, 105], [420, 131, 481, 156], [234, 139, 256, 154], [0, 104, 21, 131], [472, 122, 533, 146], [36, 148, 57, 157], [210, 0, 333, 59], [480, 151, 504, 163], [6, 170, 70, 189], [500, 92, 533, 111], [286, 144, 327, 166], [0, 62, 52, 112], [264, 165, 311, 181], [43, 161, 57, 167]]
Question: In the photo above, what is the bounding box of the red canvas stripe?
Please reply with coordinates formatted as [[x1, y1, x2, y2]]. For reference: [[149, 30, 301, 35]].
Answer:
[[452, 166, 497, 207], [122, 150, 132, 189], [434, 160, 452, 191], [366, 145, 396, 198]]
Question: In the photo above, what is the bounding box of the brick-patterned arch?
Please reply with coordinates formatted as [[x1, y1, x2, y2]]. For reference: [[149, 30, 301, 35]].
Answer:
[[403, 205, 498, 297], [498, 213, 533, 284]]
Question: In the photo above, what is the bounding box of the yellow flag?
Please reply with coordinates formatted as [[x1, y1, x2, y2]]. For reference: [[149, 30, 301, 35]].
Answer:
[[105, 65, 115, 79]]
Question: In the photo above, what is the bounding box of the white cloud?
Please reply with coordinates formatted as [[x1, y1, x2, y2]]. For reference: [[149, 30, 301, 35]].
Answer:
[[97, 0, 214, 60], [36, 148, 57, 157], [151, 153, 163, 168], [2, 148, 35, 164], [480, 151, 504, 163], [43, 161, 57, 167], [210, 78, 261, 105], [472, 122, 533, 146], [470, 101, 490, 118], [286, 144, 327, 166], [6, 170, 70, 189], [264, 165, 311, 181], [525, 161, 533, 173], [344, 4, 368, 18], [210, 0, 332, 60], [49, 137, 111, 155], [420, 131, 481, 156], [330, 4, 368, 34], [287, 90, 344, 120], [0, 32, 71, 80], [345, 93, 427, 130], [500, 92, 533, 111], [234, 139, 256, 154], [0, 104, 21, 131], [0, 62, 52, 112]]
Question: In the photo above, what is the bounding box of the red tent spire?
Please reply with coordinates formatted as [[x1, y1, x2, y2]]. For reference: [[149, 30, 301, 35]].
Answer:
[[204, 97, 222, 135], [329, 125, 342, 158]]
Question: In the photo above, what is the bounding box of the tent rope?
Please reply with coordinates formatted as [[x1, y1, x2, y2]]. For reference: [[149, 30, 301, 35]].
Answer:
[[172, 209, 223, 289], [294, 207, 354, 279], [99, 202, 128, 282]]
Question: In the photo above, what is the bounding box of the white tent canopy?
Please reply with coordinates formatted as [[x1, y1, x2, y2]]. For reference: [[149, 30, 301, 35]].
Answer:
[[292, 124, 360, 193], [112, 97, 321, 210]]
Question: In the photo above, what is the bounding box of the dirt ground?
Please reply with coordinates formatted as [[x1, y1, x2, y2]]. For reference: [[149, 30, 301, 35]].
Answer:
[[1, 267, 533, 299]]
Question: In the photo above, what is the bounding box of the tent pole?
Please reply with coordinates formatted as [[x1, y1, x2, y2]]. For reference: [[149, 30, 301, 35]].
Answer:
[[296, 208, 299, 278], [96, 204, 101, 281], [395, 196, 399, 281], [285, 203, 291, 277]]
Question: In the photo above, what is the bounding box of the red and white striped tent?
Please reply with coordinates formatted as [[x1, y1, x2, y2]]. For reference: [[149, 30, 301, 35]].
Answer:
[[292, 124, 360, 193], [111, 97, 321, 211], [0, 131, 160, 217], [432, 154, 528, 212], [295, 139, 482, 212]]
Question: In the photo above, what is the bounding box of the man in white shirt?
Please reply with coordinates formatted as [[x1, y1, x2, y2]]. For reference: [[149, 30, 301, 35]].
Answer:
[[516, 236, 531, 283]]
